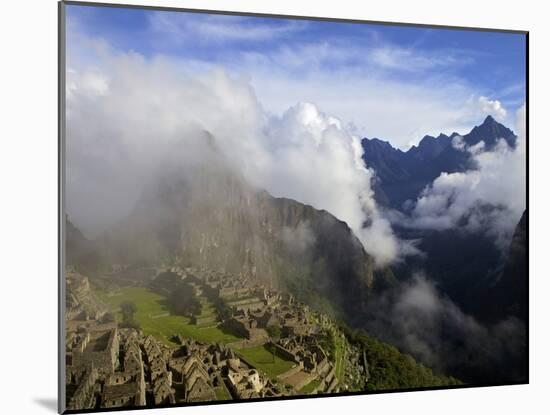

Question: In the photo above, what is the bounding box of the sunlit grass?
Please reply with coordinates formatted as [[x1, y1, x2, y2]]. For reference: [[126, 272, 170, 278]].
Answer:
[[298, 378, 321, 394], [236, 344, 296, 379], [97, 287, 241, 346]]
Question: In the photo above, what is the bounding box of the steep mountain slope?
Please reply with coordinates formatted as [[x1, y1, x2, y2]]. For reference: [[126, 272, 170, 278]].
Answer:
[[92, 139, 378, 320], [463, 115, 516, 148], [480, 210, 528, 322], [392, 224, 503, 319], [65, 216, 103, 274], [362, 116, 517, 209]]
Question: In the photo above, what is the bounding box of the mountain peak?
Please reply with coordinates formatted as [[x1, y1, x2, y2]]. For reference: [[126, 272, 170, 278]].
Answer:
[[370, 137, 392, 146], [362, 137, 405, 155], [465, 115, 516, 148], [482, 114, 497, 125]]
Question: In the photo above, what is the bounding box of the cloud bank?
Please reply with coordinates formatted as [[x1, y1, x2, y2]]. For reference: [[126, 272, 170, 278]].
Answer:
[[66, 44, 404, 266]]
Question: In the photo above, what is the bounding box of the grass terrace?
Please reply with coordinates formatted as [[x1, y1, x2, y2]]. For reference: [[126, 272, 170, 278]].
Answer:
[[333, 332, 346, 383], [236, 344, 296, 379], [298, 378, 321, 395], [214, 385, 232, 401], [97, 287, 241, 346]]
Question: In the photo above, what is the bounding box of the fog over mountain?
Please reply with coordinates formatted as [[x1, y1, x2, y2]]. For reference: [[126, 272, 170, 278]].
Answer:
[[66, 47, 407, 266], [88, 133, 381, 320]]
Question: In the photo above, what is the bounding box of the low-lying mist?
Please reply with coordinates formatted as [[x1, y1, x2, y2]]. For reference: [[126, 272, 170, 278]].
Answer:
[[363, 273, 527, 384]]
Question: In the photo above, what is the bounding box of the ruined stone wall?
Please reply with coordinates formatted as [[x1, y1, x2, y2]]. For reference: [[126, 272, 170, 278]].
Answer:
[[73, 329, 119, 374], [226, 337, 267, 349], [67, 367, 98, 410], [276, 362, 303, 380], [192, 314, 217, 325], [224, 318, 248, 339], [270, 342, 300, 363]]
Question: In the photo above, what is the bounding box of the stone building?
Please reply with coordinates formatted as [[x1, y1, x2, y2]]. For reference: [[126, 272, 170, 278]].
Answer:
[[152, 372, 175, 405], [225, 311, 268, 342], [101, 330, 147, 408], [72, 327, 119, 375], [168, 350, 216, 402], [66, 365, 99, 410], [226, 368, 265, 399], [101, 382, 144, 408]]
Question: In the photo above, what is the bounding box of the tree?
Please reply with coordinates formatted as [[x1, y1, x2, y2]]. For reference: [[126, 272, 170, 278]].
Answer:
[[120, 301, 138, 328], [169, 283, 202, 317], [266, 324, 281, 340], [266, 324, 281, 363], [101, 312, 116, 324]]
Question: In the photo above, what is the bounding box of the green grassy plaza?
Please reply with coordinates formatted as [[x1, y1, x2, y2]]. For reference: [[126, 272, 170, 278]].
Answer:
[[97, 287, 241, 346], [236, 344, 296, 379]]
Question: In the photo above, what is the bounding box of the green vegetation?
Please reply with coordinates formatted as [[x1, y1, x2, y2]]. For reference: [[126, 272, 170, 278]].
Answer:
[[279, 264, 342, 320], [315, 323, 346, 382], [342, 327, 462, 390], [236, 345, 296, 379], [373, 266, 399, 292], [266, 324, 281, 340], [95, 280, 460, 392], [332, 331, 346, 383], [120, 301, 140, 329], [192, 297, 218, 325], [298, 378, 321, 394], [168, 283, 201, 316], [97, 287, 241, 346], [214, 385, 232, 401]]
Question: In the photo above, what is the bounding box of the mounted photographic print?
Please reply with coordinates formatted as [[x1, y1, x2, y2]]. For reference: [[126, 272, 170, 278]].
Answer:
[[59, 1, 528, 413]]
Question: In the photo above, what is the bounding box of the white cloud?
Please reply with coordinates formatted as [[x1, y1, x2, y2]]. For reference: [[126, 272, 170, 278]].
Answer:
[[148, 12, 306, 43], [66, 45, 406, 266], [478, 96, 507, 120], [405, 104, 526, 248], [262, 102, 403, 265], [368, 46, 466, 72], [250, 70, 513, 150], [140, 14, 518, 149], [224, 43, 514, 149], [66, 68, 109, 100]]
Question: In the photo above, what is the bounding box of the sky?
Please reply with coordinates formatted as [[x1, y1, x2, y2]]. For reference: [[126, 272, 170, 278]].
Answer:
[[66, 4, 526, 149]]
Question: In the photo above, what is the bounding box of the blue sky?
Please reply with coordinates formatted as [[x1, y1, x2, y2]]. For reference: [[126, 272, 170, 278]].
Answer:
[[66, 4, 526, 148]]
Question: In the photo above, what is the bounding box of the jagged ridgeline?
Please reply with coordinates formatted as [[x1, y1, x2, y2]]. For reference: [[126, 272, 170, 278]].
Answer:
[[362, 115, 517, 209]]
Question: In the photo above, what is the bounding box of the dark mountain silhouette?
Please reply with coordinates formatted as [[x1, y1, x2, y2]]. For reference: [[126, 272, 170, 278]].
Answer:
[[362, 116, 517, 209], [463, 115, 516, 148]]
